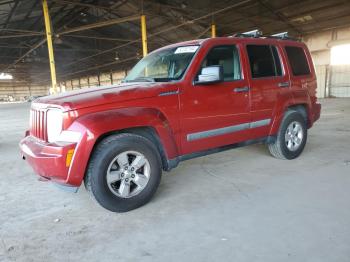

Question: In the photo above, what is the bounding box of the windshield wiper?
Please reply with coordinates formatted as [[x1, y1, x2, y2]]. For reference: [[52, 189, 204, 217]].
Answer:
[[153, 77, 177, 82], [124, 76, 155, 83]]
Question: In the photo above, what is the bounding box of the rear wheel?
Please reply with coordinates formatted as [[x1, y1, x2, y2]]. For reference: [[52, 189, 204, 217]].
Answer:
[[268, 110, 307, 159], [85, 133, 162, 212]]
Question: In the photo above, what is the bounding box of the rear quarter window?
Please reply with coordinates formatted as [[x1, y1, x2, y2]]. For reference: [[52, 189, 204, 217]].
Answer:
[[285, 46, 311, 76]]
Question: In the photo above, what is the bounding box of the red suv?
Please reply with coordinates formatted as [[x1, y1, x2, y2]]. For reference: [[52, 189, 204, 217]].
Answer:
[[20, 35, 321, 212]]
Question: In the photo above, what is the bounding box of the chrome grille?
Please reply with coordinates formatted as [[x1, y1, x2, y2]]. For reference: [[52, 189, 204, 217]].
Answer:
[[30, 109, 47, 141]]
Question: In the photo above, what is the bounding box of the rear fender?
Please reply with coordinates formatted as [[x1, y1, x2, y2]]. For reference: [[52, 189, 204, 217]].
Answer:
[[269, 90, 312, 136], [268, 92, 294, 136]]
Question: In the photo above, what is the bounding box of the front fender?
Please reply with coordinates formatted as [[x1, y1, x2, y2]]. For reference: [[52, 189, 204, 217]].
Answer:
[[65, 107, 179, 186]]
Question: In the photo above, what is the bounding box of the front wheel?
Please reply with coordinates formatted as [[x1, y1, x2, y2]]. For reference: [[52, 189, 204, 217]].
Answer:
[[85, 133, 162, 212], [268, 110, 307, 160]]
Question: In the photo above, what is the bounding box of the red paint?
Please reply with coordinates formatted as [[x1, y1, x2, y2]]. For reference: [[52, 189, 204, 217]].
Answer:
[[20, 37, 321, 187]]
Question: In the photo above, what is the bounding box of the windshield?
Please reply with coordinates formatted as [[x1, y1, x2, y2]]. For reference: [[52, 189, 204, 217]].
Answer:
[[124, 45, 199, 82]]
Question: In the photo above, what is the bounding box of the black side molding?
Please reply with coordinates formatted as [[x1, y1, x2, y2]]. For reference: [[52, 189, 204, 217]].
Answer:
[[165, 136, 277, 171]]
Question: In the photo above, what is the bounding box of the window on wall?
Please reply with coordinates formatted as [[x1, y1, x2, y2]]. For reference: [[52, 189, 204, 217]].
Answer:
[[246, 45, 283, 78], [331, 44, 350, 65], [285, 46, 311, 76], [0, 73, 13, 80], [198, 45, 242, 81]]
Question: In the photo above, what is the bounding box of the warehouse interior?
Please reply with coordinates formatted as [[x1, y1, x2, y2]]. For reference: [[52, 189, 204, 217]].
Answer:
[[1, 0, 350, 261], [1, 0, 350, 99]]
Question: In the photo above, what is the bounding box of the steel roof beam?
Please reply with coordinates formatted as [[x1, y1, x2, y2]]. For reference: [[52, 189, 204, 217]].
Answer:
[[255, 0, 303, 35], [58, 15, 140, 35], [2, 0, 19, 29]]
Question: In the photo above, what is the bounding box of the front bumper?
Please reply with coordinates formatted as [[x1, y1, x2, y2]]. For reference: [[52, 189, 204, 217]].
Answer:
[[19, 135, 78, 188]]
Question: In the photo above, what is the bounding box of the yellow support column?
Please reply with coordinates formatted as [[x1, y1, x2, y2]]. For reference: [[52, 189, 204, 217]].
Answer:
[[211, 24, 216, 38], [141, 15, 148, 57], [42, 0, 58, 94]]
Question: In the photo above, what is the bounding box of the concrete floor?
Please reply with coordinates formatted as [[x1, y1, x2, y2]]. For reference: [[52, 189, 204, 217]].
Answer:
[[0, 99, 349, 262]]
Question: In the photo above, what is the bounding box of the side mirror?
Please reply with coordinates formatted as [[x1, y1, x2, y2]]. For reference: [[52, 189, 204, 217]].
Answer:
[[195, 65, 223, 85]]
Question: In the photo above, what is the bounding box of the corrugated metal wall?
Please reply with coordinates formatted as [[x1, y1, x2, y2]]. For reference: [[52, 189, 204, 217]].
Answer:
[[315, 65, 328, 98], [0, 80, 48, 102], [60, 70, 128, 92], [329, 65, 350, 97], [314, 65, 350, 98], [305, 26, 350, 98], [0, 69, 130, 101]]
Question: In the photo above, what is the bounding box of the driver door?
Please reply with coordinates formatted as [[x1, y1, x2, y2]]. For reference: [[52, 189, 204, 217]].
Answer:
[[179, 44, 251, 155]]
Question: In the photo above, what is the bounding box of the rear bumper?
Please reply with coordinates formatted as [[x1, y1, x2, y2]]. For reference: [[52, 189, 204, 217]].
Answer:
[[19, 135, 78, 188], [312, 103, 321, 123]]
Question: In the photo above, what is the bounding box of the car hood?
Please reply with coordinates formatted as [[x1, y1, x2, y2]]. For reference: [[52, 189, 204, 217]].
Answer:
[[34, 82, 172, 111]]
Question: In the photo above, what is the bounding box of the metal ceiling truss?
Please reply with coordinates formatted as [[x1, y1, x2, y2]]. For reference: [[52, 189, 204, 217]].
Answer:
[[1, 0, 350, 84]]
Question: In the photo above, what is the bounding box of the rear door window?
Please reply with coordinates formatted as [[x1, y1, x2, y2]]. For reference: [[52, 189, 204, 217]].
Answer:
[[285, 46, 310, 76], [247, 45, 283, 78]]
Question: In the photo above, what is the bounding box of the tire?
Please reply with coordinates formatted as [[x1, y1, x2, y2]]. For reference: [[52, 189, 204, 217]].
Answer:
[[268, 110, 307, 160], [85, 133, 162, 212]]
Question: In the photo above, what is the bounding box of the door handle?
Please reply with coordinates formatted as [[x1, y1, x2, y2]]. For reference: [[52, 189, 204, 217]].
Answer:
[[233, 86, 249, 93], [278, 82, 290, 88]]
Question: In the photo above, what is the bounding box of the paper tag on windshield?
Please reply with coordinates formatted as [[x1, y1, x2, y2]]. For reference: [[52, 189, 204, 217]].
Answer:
[[174, 46, 199, 54]]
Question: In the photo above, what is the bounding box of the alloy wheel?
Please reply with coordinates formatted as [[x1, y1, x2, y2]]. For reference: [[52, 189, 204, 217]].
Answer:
[[106, 151, 151, 198], [284, 121, 304, 151]]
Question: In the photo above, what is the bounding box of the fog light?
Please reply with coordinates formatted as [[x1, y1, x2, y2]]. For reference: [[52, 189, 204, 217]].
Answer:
[[66, 149, 75, 167]]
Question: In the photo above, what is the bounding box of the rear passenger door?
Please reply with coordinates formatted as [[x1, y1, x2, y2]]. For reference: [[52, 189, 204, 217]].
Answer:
[[244, 44, 291, 138]]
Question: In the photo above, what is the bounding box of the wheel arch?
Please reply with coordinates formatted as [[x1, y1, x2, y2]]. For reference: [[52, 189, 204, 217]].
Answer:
[[269, 102, 310, 136], [65, 107, 179, 186], [287, 104, 309, 127], [90, 126, 172, 172]]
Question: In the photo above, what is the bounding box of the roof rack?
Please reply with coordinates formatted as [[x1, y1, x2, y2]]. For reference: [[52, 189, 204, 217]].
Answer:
[[269, 32, 299, 41], [271, 32, 289, 39], [231, 30, 300, 41], [233, 29, 262, 38]]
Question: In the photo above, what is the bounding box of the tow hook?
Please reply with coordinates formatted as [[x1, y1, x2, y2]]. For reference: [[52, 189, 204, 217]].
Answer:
[[38, 177, 49, 182]]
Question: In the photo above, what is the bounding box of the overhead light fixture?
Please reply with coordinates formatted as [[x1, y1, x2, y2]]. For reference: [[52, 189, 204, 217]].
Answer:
[[290, 15, 312, 23], [114, 52, 120, 61], [53, 35, 63, 45]]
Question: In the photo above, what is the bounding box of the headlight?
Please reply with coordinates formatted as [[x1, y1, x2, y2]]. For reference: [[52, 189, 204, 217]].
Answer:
[[47, 109, 63, 142], [56, 130, 81, 143]]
